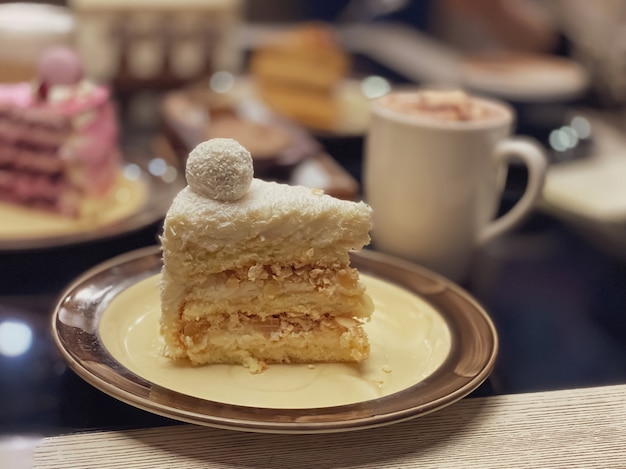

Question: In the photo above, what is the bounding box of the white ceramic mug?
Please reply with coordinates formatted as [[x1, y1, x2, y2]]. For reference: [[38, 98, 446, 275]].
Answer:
[[363, 89, 548, 282]]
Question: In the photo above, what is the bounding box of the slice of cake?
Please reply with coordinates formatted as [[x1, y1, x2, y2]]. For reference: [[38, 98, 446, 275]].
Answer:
[[0, 46, 120, 217], [160, 138, 373, 372]]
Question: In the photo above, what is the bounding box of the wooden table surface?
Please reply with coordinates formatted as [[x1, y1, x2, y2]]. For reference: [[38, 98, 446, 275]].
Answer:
[[31, 383, 625, 468]]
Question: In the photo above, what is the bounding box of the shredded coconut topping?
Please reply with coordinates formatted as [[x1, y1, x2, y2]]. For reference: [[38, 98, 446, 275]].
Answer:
[[185, 138, 254, 201]]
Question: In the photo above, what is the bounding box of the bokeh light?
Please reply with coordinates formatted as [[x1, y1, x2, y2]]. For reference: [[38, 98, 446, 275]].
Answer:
[[161, 166, 179, 183], [210, 70, 235, 94], [0, 320, 33, 357], [123, 163, 142, 181], [570, 116, 591, 139], [361, 75, 391, 99], [148, 158, 167, 177], [549, 116, 592, 153]]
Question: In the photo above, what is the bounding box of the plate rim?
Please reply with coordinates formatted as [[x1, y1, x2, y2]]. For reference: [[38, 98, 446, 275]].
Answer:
[[51, 246, 498, 434], [460, 52, 590, 102]]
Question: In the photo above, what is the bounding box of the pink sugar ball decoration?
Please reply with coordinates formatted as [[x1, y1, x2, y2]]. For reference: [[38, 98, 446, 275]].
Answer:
[[36, 46, 83, 100]]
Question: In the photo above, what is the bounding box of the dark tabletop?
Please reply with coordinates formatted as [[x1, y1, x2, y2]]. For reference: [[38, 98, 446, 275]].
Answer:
[[3, 198, 626, 437]]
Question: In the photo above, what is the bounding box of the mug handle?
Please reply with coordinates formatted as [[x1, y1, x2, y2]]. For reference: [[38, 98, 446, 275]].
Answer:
[[477, 138, 548, 245]]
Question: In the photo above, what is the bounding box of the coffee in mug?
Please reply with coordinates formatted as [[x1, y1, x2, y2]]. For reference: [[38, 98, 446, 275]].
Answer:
[[364, 89, 547, 282], [377, 89, 506, 122]]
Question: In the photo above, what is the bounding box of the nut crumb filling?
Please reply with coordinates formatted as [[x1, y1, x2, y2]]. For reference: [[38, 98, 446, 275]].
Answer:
[[164, 310, 370, 370], [180, 311, 364, 345], [178, 262, 374, 323], [218, 262, 360, 291]]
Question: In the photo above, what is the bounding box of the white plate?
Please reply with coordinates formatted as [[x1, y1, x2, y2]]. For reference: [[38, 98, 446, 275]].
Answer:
[[462, 52, 589, 102], [52, 247, 498, 433]]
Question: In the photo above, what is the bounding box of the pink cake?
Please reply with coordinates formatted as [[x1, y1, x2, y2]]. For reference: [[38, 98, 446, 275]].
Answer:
[[0, 47, 120, 217]]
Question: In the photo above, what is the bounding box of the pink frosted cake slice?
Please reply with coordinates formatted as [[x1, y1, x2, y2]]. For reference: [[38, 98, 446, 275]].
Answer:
[[0, 50, 120, 217]]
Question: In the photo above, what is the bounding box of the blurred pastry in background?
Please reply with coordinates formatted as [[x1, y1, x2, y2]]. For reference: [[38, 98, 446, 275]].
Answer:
[[461, 51, 589, 102], [0, 47, 121, 217], [159, 83, 360, 200], [68, 0, 243, 90], [161, 88, 320, 179], [206, 116, 293, 170], [249, 22, 352, 131]]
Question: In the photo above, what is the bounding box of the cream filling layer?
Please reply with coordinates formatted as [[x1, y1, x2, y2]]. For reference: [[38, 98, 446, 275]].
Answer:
[[163, 311, 370, 371], [166, 263, 374, 321]]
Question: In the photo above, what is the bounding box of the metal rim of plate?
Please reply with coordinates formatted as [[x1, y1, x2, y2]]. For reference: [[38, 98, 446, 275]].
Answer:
[[0, 159, 184, 252], [51, 246, 499, 434]]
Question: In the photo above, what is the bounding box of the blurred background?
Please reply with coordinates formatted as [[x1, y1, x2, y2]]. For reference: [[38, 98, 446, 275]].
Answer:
[[1, 0, 626, 447]]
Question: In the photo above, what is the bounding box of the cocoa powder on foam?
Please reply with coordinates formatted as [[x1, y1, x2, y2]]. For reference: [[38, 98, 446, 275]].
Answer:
[[378, 90, 505, 123]]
